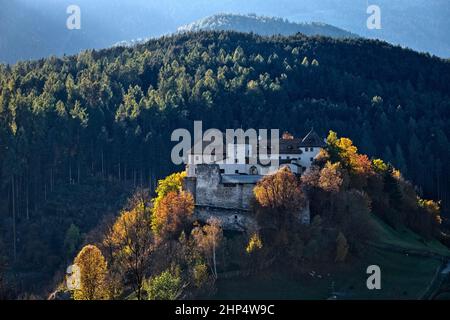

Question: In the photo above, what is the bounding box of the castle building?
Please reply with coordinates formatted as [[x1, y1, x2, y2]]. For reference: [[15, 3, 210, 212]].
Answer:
[[183, 129, 326, 231]]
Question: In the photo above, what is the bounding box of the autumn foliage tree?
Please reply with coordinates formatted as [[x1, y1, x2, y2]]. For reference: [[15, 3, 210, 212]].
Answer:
[[254, 166, 306, 229], [143, 267, 184, 300], [151, 172, 195, 241], [103, 190, 154, 300], [152, 191, 194, 240], [246, 233, 263, 254], [319, 162, 343, 193], [191, 218, 223, 279], [73, 245, 109, 300], [326, 131, 374, 188], [152, 172, 187, 214], [253, 167, 307, 263]]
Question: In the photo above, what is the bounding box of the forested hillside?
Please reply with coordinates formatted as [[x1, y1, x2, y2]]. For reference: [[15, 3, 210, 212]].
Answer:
[[1, 31, 450, 296]]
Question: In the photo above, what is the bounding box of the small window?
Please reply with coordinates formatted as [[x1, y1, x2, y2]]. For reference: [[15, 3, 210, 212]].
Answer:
[[220, 169, 225, 174], [224, 183, 236, 187], [310, 157, 314, 162], [235, 170, 239, 174], [311, 147, 314, 152], [195, 155, 199, 161]]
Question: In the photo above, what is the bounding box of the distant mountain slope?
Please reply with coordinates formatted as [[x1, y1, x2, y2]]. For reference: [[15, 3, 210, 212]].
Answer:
[[115, 13, 357, 48], [177, 13, 357, 38], [2, 1, 449, 64]]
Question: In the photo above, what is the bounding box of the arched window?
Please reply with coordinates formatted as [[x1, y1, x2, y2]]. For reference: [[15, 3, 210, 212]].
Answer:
[[249, 166, 258, 175]]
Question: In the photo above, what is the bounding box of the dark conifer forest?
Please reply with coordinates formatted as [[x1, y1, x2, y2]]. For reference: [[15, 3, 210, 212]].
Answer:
[[1, 31, 450, 296]]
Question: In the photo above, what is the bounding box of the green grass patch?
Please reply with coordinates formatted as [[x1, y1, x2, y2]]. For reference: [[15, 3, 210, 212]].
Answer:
[[370, 215, 450, 257], [215, 272, 332, 300], [214, 247, 442, 300], [332, 247, 441, 299], [214, 216, 449, 300]]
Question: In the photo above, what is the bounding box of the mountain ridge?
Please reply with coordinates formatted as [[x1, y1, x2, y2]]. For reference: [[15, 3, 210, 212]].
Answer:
[[176, 13, 358, 38], [112, 13, 357, 49], [2, 1, 449, 64]]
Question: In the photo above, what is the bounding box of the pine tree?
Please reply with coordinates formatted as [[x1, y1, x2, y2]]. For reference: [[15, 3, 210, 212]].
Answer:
[[394, 143, 407, 176], [301, 56, 310, 67]]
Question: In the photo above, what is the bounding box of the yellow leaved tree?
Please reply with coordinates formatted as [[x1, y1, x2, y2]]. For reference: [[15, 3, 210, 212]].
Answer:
[[73, 245, 109, 300]]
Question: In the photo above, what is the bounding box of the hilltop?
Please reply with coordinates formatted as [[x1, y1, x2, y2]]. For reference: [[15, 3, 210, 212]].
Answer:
[[114, 13, 356, 49], [177, 13, 357, 38], [1, 30, 450, 298]]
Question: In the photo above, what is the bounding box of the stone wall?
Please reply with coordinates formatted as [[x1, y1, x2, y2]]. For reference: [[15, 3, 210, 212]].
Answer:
[[184, 163, 311, 231], [183, 176, 197, 201], [194, 164, 255, 210], [195, 206, 257, 232]]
